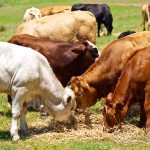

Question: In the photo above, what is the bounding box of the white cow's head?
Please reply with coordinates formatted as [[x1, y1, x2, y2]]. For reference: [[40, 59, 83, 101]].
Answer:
[[23, 7, 42, 22], [41, 87, 76, 124], [54, 87, 76, 124]]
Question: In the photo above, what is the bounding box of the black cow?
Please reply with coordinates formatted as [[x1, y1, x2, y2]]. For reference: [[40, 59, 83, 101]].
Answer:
[[71, 3, 113, 37], [117, 31, 136, 39]]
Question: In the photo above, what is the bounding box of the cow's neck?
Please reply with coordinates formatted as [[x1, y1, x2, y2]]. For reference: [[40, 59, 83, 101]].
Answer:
[[112, 70, 133, 107], [82, 56, 120, 98], [40, 67, 65, 105]]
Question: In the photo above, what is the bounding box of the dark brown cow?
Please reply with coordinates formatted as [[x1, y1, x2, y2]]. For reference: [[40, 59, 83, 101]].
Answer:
[[8, 34, 99, 107], [103, 46, 150, 134], [8, 34, 99, 87], [68, 31, 150, 109]]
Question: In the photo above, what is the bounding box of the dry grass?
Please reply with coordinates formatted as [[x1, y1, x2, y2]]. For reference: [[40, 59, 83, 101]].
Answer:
[[25, 105, 150, 145]]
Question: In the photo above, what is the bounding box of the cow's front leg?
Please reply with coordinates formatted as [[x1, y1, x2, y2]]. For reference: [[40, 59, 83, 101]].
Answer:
[[10, 101, 22, 141], [20, 105, 28, 135]]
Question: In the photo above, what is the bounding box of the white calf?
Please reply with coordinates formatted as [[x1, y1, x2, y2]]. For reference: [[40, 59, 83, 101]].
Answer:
[[23, 7, 42, 21], [0, 42, 76, 141]]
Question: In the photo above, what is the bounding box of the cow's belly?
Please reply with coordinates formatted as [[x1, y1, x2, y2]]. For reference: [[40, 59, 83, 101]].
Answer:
[[0, 67, 11, 93]]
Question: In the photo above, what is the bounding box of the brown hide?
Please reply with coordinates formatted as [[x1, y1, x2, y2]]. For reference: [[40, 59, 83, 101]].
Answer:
[[16, 11, 96, 44], [8, 34, 98, 87], [139, 2, 150, 31], [103, 46, 150, 133], [69, 31, 150, 109], [40, 5, 71, 16]]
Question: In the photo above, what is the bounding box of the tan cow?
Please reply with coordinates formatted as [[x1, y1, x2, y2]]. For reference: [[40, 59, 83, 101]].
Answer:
[[139, 2, 150, 31], [68, 31, 150, 109], [16, 11, 96, 44], [40, 5, 71, 16]]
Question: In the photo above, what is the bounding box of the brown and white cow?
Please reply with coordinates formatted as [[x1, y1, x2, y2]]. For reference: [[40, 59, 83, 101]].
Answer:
[[139, 2, 150, 31], [103, 46, 150, 134], [16, 11, 96, 44], [40, 5, 71, 16], [68, 31, 150, 109]]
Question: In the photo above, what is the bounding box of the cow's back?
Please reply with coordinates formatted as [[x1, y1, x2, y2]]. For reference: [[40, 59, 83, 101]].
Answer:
[[16, 11, 96, 43]]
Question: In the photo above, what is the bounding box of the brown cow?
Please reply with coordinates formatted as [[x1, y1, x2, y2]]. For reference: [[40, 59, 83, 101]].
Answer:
[[139, 2, 150, 31], [40, 5, 71, 16], [102, 46, 150, 134], [16, 11, 96, 44], [68, 31, 150, 109], [8, 34, 99, 87]]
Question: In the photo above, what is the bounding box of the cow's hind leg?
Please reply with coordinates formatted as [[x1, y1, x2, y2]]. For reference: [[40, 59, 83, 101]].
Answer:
[[144, 91, 150, 134], [10, 89, 27, 141], [20, 104, 28, 136]]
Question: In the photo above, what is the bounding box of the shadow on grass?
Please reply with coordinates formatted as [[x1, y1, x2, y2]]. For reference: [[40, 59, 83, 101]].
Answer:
[[0, 131, 11, 141], [0, 110, 11, 118]]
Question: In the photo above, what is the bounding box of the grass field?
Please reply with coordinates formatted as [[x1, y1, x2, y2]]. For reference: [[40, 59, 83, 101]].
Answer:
[[0, 0, 150, 149]]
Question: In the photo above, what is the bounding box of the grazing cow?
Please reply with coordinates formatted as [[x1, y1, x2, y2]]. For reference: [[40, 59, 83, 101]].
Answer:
[[71, 3, 113, 37], [68, 31, 150, 109], [40, 5, 71, 16], [16, 11, 96, 44], [117, 31, 136, 39], [139, 2, 150, 31], [103, 46, 150, 134], [0, 42, 76, 141], [8, 34, 99, 87], [23, 7, 42, 21]]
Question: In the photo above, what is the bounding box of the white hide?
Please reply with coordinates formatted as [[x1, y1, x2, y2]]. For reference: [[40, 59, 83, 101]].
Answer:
[[0, 42, 76, 141], [23, 7, 42, 21]]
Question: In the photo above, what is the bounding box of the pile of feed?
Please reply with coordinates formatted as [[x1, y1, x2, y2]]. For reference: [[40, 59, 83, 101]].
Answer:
[[28, 104, 149, 144]]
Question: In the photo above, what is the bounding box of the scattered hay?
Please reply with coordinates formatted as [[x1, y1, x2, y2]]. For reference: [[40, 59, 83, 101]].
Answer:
[[27, 109, 149, 144]]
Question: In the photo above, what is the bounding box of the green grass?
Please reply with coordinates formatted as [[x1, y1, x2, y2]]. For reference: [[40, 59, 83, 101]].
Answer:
[[0, 0, 150, 149]]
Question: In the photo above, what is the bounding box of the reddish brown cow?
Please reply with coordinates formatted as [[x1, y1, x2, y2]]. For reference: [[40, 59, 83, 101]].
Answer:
[[8, 34, 99, 87], [103, 46, 150, 134], [68, 31, 150, 109]]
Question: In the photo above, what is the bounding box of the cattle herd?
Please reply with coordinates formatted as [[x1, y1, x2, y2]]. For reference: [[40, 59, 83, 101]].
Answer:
[[1, 2, 150, 141]]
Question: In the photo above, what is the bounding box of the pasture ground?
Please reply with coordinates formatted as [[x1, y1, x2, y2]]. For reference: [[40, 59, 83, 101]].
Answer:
[[0, 0, 150, 149]]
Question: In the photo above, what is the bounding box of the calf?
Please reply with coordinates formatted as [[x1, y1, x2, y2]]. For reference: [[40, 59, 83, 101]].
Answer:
[[71, 3, 113, 37], [68, 31, 150, 109], [23, 7, 42, 21], [0, 42, 76, 141], [103, 46, 150, 134]]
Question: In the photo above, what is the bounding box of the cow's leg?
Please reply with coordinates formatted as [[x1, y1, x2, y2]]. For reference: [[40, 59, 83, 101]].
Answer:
[[98, 22, 101, 37], [10, 89, 27, 141], [20, 104, 28, 135], [144, 91, 150, 134], [139, 101, 146, 127]]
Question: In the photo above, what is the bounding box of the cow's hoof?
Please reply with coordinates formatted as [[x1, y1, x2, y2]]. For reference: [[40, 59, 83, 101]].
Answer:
[[21, 130, 29, 136], [12, 134, 20, 141]]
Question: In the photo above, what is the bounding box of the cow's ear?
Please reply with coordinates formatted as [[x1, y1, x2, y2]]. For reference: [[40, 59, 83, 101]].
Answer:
[[71, 45, 85, 54]]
